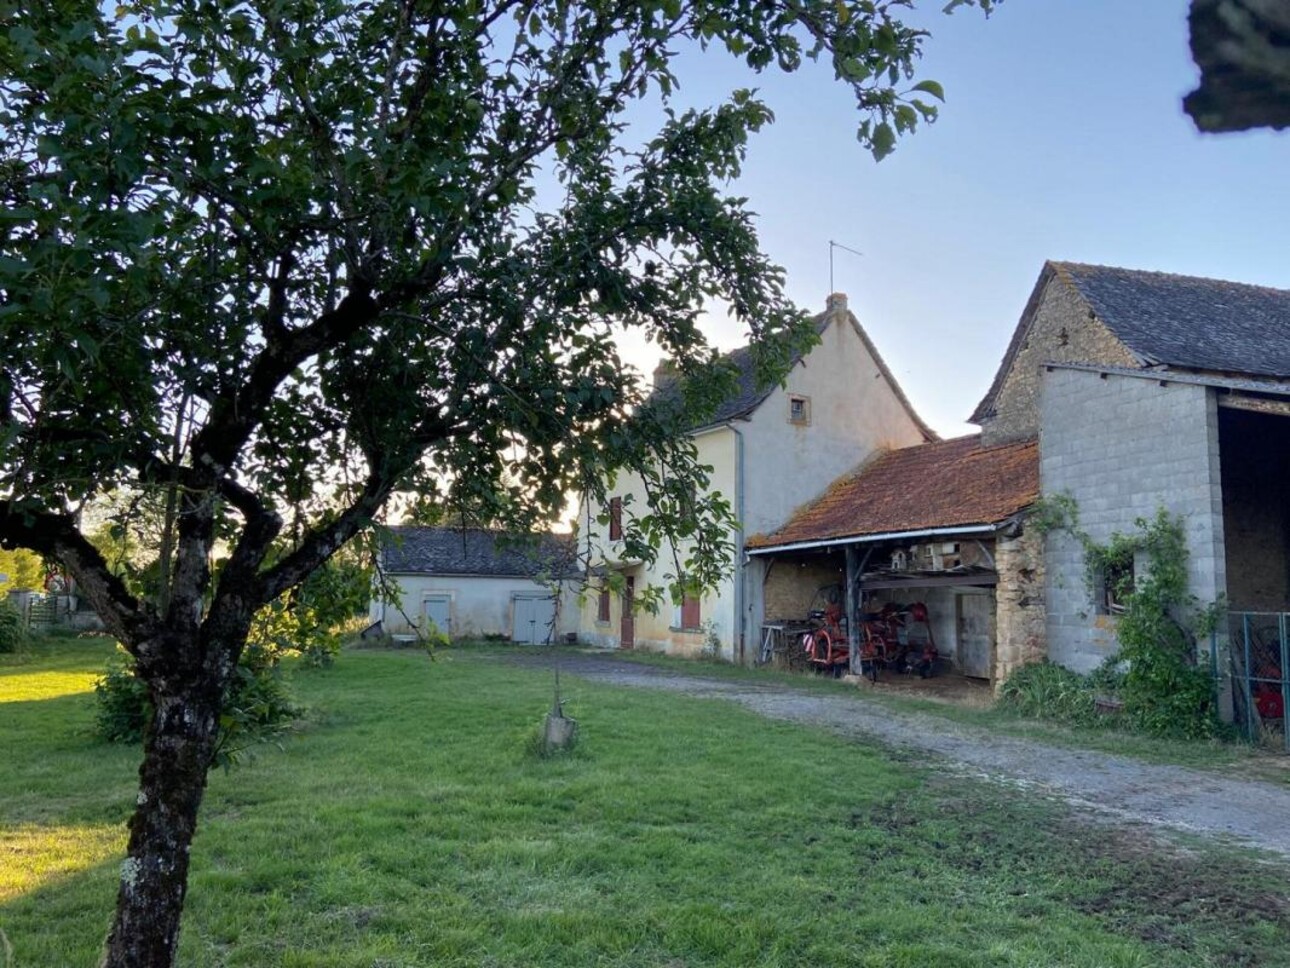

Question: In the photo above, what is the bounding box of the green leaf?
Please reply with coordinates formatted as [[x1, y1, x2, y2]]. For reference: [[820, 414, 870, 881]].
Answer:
[[870, 121, 896, 160], [911, 79, 946, 101]]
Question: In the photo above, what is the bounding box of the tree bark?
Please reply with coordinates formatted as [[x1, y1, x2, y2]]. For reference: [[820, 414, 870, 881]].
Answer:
[[100, 666, 224, 968]]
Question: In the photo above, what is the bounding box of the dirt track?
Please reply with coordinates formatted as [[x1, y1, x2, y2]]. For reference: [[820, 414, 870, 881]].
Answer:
[[506, 650, 1290, 857]]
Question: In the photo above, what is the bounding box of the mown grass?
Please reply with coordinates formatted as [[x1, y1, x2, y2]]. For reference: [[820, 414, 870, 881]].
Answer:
[[2, 638, 1289, 966]]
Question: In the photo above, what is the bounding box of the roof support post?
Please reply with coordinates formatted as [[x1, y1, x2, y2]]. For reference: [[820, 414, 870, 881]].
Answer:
[[846, 545, 860, 677]]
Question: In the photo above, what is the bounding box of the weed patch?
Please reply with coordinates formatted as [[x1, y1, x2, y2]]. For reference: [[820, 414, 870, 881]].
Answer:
[[849, 781, 1290, 967]]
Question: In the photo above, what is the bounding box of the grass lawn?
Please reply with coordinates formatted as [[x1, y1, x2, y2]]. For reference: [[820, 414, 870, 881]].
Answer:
[[3, 638, 1289, 967]]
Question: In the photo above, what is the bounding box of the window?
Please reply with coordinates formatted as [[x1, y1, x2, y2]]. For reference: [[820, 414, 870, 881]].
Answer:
[[608, 496, 622, 541], [788, 394, 810, 425], [1097, 552, 1134, 615], [676, 593, 701, 630], [597, 585, 611, 623]]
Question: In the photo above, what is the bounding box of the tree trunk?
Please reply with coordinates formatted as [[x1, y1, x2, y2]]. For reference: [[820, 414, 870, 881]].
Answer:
[[100, 673, 223, 968]]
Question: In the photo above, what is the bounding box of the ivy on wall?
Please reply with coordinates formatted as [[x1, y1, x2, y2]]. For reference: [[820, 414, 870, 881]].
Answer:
[[1031, 495, 1223, 739]]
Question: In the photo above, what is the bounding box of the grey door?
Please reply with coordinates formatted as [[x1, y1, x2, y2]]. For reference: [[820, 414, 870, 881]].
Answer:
[[423, 597, 451, 638], [956, 592, 995, 679], [512, 595, 556, 644]]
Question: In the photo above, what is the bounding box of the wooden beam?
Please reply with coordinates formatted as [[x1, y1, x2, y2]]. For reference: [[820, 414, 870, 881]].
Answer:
[[845, 545, 860, 676], [860, 573, 998, 591]]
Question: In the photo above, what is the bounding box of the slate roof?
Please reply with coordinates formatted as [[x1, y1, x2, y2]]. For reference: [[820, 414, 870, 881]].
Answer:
[[746, 435, 1038, 551], [379, 526, 580, 578], [647, 316, 827, 429], [1059, 262, 1290, 375], [972, 261, 1290, 422], [652, 300, 936, 440]]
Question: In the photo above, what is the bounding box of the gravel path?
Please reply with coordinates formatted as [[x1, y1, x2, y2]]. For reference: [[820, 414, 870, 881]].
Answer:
[[510, 651, 1290, 857]]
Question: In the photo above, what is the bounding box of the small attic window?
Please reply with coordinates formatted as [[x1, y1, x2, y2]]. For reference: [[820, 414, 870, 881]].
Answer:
[[788, 394, 811, 425]]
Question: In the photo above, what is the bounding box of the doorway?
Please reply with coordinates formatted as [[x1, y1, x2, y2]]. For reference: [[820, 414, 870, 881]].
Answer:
[[956, 591, 995, 679]]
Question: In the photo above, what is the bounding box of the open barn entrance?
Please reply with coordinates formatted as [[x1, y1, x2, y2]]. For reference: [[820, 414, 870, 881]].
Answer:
[[1219, 402, 1290, 750]]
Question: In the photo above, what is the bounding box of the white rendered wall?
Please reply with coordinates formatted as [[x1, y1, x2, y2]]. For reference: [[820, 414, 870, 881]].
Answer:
[[375, 574, 579, 641]]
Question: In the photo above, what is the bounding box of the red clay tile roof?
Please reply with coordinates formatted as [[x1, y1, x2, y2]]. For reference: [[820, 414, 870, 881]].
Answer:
[[748, 435, 1039, 549]]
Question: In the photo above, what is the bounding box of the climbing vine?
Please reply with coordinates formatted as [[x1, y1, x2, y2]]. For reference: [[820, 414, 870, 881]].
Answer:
[[1030, 495, 1222, 739]]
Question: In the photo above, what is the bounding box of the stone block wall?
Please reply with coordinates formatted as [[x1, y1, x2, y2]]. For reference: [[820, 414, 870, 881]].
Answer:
[[981, 273, 1138, 446], [1039, 367, 1225, 673]]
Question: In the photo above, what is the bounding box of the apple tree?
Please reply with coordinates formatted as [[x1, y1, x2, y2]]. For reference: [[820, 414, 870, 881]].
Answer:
[[0, 0, 988, 962]]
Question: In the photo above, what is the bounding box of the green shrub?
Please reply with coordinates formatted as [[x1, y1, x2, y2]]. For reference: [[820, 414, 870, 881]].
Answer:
[[213, 646, 301, 768], [0, 600, 27, 654], [1087, 655, 1126, 697], [93, 653, 153, 741], [997, 660, 1097, 725], [94, 644, 302, 765], [1109, 510, 1221, 740], [1119, 641, 1218, 739], [1031, 500, 1223, 741]]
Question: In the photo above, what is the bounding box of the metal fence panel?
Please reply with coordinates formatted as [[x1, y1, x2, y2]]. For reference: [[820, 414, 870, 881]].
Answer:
[[1229, 611, 1290, 751]]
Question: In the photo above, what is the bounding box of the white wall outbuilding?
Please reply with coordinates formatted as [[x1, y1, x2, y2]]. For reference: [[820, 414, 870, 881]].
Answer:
[[370, 527, 580, 643]]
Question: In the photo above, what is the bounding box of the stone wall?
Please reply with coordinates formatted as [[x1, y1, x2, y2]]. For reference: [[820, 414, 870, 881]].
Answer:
[[1040, 367, 1225, 673], [981, 273, 1138, 446], [1223, 477, 1290, 609], [993, 521, 1047, 686]]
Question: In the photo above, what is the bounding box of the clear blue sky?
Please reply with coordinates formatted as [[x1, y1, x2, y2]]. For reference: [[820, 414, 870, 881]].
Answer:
[[623, 0, 1290, 438]]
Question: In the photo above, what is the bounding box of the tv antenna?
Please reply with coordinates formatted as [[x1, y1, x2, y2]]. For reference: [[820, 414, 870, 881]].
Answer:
[[828, 240, 863, 294]]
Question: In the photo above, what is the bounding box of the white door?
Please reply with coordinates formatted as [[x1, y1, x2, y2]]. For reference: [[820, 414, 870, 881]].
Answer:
[[512, 595, 556, 644], [423, 597, 451, 638]]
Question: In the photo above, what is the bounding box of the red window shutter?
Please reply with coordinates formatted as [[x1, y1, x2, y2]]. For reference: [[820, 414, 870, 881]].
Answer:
[[681, 594, 700, 630], [609, 497, 622, 541], [598, 586, 611, 622]]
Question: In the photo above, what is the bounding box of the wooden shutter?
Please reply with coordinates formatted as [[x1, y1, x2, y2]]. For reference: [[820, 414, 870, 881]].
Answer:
[[609, 496, 622, 540], [681, 594, 700, 630]]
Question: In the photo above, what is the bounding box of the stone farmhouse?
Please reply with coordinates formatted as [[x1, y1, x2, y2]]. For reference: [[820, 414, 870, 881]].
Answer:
[[577, 293, 936, 662], [985, 262, 1290, 680], [371, 261, 1290, 715], [751, 260, 1290, 690]]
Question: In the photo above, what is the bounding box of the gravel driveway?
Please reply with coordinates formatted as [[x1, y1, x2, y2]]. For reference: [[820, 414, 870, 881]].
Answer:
[[508, 650, 1290, 857]]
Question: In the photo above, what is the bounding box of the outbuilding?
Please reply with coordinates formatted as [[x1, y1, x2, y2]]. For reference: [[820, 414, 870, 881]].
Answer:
[[369, 526, 581, 643], [747, 434, 1042, 686]]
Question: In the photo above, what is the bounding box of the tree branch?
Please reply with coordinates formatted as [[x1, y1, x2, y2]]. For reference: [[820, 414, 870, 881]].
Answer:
[[254, 472, 391, 607], [190, 286, 378, 472], [0, 500, 154, 648]]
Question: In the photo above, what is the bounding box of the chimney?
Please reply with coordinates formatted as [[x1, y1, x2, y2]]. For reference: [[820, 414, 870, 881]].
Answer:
[[827, 292, 848, 314], [653, 359, 678, 388]]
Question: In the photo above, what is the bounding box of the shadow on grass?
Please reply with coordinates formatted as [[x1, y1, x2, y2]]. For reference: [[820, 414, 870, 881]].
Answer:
[[0, 849, 121, 966]]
